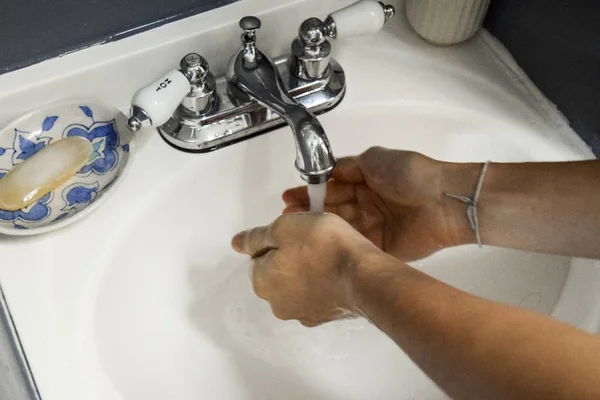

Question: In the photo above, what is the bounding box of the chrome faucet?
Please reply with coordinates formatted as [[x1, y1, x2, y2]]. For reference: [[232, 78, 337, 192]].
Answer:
[[126, 0, 395, 183], [228, 16, 335, 183]]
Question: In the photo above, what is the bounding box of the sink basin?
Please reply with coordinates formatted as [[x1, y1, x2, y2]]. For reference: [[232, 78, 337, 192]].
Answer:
[[79, 104, 592, 400], [0, 1, 598, 399]]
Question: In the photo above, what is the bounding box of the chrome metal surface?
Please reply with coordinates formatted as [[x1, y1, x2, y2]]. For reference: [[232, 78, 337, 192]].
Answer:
[[126, 105, 151, 132], [130, 3, 403, 181], [179, 53, 217, 116], [300, 18, 327, 45], [239, 16, 261, 32], [238, 17, 261, 69], [227, 18, 336, 183], [0, 285, 41, 400], [156, 15, 343, 184], [380, 2, 396, 22], [158, 56, 345, 166], [323, 16, 337, 39], [180, 53, 209, 83], [290, 18, 332, 80], [291, 2, 395, 80]]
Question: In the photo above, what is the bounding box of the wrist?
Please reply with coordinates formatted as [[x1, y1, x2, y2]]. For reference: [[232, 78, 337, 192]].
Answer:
[[348, 251, 410, 315], [436, 161, 485, 247], [349, 251, 444, 326]]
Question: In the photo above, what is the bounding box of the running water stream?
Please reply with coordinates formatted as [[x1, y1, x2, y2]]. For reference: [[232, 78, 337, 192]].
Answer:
[[308, 183, 327, 213]]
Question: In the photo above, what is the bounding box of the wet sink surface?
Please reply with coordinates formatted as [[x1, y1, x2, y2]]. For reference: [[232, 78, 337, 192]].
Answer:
[[87, 105, 575, 400]]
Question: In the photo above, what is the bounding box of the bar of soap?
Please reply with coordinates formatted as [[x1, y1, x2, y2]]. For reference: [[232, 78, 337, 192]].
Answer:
[[0, 137, 93, 211]]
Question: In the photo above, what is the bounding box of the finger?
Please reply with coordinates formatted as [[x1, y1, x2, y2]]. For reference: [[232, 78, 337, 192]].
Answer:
[[334, 308, 359, 320], [283, 204, 308, 214], [231, 225, 276, 257], [324, 182, 357, 205], [282, 186, 308, 206], [324, 203, 359, 223], [300, 320, 322, 327], [332, 156, 364, 183], [249, 252, 274, 300], [270, 305, 293, 321]]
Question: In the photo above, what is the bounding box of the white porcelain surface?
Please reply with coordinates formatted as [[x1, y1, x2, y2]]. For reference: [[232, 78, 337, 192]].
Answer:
[[131, 69, 190, 127], [0, 0, 597, 400], [89, 106, 580, 400], [330, 0, 387, 39]]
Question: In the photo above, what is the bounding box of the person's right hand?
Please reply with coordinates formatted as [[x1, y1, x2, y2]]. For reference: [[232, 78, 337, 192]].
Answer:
[[231, 212, 388, 326], [283, 147, 475, 261]]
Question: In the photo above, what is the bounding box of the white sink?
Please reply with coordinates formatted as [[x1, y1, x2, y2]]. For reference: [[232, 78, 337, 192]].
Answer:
[[0, 1, 598, 399], [78, 104, 595, 400]]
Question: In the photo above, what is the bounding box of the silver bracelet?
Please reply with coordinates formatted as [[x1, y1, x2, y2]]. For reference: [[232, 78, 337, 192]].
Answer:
[[444, 161, 490, 248]]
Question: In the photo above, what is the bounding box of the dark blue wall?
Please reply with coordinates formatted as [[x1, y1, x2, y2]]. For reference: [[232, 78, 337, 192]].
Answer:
[[484, 0, 600, 156], [0, 0, 236, 74]]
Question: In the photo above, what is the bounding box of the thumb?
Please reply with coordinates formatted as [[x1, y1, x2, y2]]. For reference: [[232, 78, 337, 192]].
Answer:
[[232, 225, 276, 257], [332, 156, 364, 182]]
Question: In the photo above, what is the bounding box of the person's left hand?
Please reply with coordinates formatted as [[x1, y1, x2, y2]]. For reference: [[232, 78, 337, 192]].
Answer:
[[281, 148, 476, 262], [231, 212, 385, 326]]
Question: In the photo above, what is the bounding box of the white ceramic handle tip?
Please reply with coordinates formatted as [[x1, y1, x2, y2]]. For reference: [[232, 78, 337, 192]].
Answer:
[[130, 69, 190, 128], [329, 0, 388, 39]]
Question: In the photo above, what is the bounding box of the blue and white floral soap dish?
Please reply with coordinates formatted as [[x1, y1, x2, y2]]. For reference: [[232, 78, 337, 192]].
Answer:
[[0, 100, 135, 236]]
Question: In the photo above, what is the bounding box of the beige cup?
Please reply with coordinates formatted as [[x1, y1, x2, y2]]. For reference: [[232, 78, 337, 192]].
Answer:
[[405, 0, 491, 46]]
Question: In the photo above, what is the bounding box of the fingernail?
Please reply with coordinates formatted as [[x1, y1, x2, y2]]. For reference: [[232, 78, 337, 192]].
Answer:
[[231, 231, 246, 253]]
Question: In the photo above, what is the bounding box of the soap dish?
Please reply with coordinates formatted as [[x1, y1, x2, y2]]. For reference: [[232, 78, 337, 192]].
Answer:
[[0, 100, 135, 236]]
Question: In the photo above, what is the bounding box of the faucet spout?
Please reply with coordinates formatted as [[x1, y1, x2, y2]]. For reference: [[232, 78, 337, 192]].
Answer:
[[286, 107, 336, 184], [227, 17, 336, 184]]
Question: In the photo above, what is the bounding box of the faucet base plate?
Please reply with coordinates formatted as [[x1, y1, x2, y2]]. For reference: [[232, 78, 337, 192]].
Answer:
[[157, 57, 345, 153]]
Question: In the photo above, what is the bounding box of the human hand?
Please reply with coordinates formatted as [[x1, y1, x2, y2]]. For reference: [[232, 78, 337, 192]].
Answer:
[[283, 147, 474, 261], [231, 212, 385, 326]]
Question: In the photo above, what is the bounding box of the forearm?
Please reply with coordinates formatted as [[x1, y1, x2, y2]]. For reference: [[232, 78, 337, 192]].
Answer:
[[353, 255, 600, 400], [441, 160, 600, 258]]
